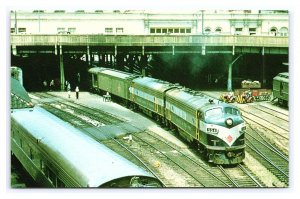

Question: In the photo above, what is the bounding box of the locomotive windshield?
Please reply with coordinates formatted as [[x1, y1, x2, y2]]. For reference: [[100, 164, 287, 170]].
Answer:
[[205, 107, 240, 117], [224, 107, 240, 115], [205, 108, 222, 117]]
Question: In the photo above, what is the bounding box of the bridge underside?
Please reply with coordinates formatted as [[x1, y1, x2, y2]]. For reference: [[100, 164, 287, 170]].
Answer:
[[11, 43, 288, 93], [13, 45, 288, 56]]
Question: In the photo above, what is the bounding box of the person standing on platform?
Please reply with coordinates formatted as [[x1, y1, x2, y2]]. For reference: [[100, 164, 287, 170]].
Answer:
[[43, 80, 48, 91], [75, 86, 79, 100], [49, 79, 54, 91], [67, 83, 71, 98]]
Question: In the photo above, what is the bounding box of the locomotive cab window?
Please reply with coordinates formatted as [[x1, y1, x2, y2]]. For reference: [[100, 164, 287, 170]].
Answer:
[[205, 108, 222, 117]]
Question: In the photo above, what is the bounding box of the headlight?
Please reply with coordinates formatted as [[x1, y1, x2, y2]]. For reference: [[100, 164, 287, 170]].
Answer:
[[225, 118, 233, 126], [227, 151, 235, 158], [207, 128, 219, 134]]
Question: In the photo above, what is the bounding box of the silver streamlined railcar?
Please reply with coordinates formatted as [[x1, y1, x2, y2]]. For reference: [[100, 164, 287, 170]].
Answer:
[[11, 66, 23, 85], [11, 106, 163, 188], [88, 67, 246, 165]]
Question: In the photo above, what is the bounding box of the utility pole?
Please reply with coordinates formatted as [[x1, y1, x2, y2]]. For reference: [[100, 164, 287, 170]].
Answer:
[[227, 54, 243, 91]]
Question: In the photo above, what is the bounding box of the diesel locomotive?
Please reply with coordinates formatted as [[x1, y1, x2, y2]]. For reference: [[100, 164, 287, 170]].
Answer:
[[89, 67, 246, 165]]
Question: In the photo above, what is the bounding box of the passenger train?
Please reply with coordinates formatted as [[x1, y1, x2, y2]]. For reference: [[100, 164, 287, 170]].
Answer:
[[89, 67, 246, 165], [11, 79, 163, 188]]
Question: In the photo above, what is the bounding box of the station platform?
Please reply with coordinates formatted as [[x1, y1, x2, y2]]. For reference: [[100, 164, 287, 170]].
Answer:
[[43, 91, 188, 149]]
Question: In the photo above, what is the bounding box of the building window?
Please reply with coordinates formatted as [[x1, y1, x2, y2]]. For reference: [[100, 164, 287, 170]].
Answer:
[[270, 27, 277, 36], [150, 27, 191, 34], [249, 28, 256, 35], [18, 28, 26, 34], [75, 10, 85, 13], [235, 28, 243, 35], [11, 28, 15, 33], [279, 27, 288, 36], [33, 10, 44, 13], [204, 27, 211, 34], [105, 28, 113, 33], [168, 28, 173, 33], [54, 10, 65, 13], [57, 27, 65, 34], [68, 28, 76, 34], [215, 27, 222, 34], [116, 28, 123, 33]]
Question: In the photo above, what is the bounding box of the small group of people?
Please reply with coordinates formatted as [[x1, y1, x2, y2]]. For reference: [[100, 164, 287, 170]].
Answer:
[[65, 80, 80, 100], [42, 79, 79, 100], [42, 79, 58, 91]]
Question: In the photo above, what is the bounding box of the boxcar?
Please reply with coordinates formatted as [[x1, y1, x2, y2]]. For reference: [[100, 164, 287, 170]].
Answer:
[[88, 67, 139, 101]]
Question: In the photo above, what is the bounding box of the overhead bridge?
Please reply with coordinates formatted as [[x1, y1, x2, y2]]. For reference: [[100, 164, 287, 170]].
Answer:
[[11, 34, 288, 55], [10, 34, 288, 91]]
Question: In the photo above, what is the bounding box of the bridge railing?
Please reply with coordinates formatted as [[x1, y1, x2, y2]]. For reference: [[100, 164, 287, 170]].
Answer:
[[10, 34, 288, 47]]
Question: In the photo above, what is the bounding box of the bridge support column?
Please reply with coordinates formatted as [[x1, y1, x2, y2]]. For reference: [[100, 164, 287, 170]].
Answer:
[[140, 55, 148, 76], [262, 47, 266, 87], [59, 45, 65, 91], [87, 46, 91, 66], [202, 46, 206, 55], [12, 45, 17, 55]]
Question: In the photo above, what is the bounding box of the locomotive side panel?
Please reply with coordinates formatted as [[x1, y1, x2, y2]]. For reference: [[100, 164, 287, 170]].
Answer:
[[165, 96, 198, 143], [130, 80, 163, 116], [130, 77, 174, 117]]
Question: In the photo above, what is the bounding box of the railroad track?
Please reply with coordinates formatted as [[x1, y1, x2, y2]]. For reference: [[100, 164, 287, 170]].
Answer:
[[240, 107, 288, 140], [217, 164, 264, 187], [120, 130, 264, 187], [30, 92, 265, 187], [245, 124, 289, 186], [248, 103, 289, 122]]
